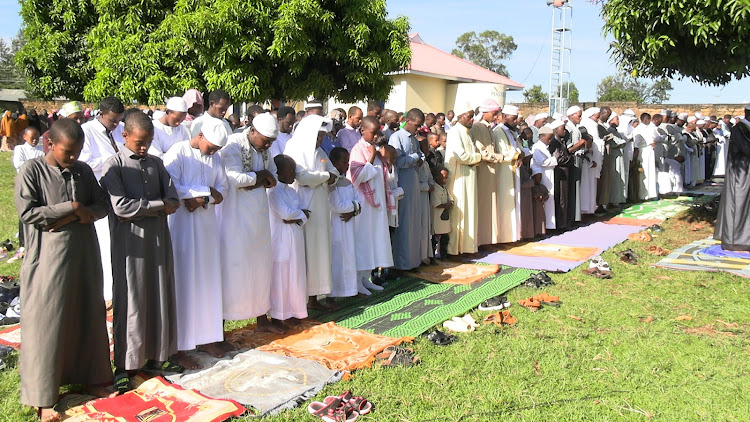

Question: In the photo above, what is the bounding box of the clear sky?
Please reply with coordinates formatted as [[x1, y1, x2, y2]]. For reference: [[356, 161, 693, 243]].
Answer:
[[1, 0, 747, 104]]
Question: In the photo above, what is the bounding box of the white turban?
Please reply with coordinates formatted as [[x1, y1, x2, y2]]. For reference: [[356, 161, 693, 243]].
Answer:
[[166, 97, 188, 113], [252, 112, 279, 139], [582, 107, 600, 119], [548, 120, 565, 130], [502, 104, 519, 116], [200, 117, 229, 147], [535, 112, 549, 121], [566, 105, 582, 116]]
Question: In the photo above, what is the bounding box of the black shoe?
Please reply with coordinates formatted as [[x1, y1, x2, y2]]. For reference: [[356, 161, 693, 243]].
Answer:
[[0, 240, 13, 252]]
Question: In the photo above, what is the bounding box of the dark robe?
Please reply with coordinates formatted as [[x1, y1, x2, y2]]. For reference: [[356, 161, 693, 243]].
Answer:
[[549, 136, 574, 229], [519, 161, 535, 239], [426, 147, 444, 170], [715, 119, 750, 250], [100, 148, 179, 371], [15, 157, 113, 407], [596, 122, 611, 206]]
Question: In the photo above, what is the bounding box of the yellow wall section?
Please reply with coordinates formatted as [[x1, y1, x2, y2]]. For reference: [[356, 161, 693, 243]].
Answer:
[[404, 74, 447, 113]]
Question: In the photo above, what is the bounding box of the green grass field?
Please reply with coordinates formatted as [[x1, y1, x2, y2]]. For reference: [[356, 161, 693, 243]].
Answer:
[[0, 151, 748, 421]]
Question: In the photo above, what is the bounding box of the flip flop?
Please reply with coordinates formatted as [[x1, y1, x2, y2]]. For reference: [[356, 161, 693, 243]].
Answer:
[[478, 296, 508, 311], [443, 319, 474, 333], [617, 249, 639, 264], [146, 359, 185, 373], [455, 314, 480, 328], [518, 298, 542, 311], [375, 346, 419, 367]]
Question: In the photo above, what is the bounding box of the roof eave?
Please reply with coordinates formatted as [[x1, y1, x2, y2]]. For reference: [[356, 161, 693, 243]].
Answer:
[[387, 69, 524, 89]]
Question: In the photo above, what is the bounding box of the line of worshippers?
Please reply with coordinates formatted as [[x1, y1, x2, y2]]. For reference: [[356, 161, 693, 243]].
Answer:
[[13, 90, 736, 420]]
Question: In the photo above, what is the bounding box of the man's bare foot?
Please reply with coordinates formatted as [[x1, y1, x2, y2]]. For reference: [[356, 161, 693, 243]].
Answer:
[[197, 343, 225, 358], [38, 407, 60, 422], [175, 351, 202, 370], [256, 315, 286, 333], [268, 318, 289, 334], [285, 317, 302, 327], [307, 297, 328, 311], [84, 384, 119, 398], [216, 340, 236, 353], [324, 298, 340, 310]]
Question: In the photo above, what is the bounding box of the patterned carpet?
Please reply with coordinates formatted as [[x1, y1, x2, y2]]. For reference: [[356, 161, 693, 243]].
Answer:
[[308, 267, 532, 338], [655, 237, 750, 279]]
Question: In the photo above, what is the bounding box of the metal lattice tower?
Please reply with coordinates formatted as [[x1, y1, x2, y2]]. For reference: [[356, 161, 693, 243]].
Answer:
[[548, 1, 572, 115]]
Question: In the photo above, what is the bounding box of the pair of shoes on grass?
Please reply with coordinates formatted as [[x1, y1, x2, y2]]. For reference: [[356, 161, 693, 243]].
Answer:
[[583, 256, 613, 279], [482, 310, 517, 326], [518, 292, 562, 311], [442, 314, 479, 333], [308, 390, 372, 421], [524, 272, 555, 289]]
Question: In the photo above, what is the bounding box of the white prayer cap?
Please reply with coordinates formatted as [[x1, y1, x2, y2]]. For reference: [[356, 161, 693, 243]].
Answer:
[[478, 99, 501, 113], [305, 98, 323, 109], [538, 125, 553, 136], [320, 117, 333, 133], [502, 104, 519, 116], [252, 112, 279, 139], [660, 109, 668, 116], [165, 97, 188, 113], [582, 107, 600, 119], [696, 119, 706, 125], [694, 112, 703, 119], [552, 112, 564, 121], [677, 112, 689, 120], [687, 116, 698, 123], [566, 105, 582, 116], [535, 112, 549, 121], [200, 117, 228, 147], [607, 111, 619, 123], [623, 108, 636, 117], [548, 120, 565, 130]]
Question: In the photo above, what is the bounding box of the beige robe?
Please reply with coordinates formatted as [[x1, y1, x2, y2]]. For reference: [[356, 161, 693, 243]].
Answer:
[[493, 125, 522, 243], [445, 123, 482, 255], [469, 120, 502, 246]]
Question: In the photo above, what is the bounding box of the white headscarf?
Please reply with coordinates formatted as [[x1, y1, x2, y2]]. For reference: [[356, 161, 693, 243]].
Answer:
[[283, 114, 331, 169]]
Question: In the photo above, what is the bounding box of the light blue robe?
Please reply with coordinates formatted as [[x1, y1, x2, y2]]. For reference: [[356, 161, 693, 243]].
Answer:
[[388, 128, 423, 270]]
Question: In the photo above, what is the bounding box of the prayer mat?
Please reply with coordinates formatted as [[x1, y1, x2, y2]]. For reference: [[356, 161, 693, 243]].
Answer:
[[655, 237, 750, 279], [501, 243, 600, 261], [405, 263, 500, 284], [0, 323, 20, 349], [309, 267, 532, 338], [0, 315, 114, 359], [476, 223, 642, 272], [228, 321, 410, 371], [64, 376, 245, 421], [604, 217, 661, 227], [700, 244, 750, 259], [167, 349, 342, 416]]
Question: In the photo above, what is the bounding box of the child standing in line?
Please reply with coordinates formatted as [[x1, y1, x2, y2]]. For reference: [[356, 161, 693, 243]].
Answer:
[[327, 147, 361, 299], [430, 166, 452, 260], [268, 154, 310, 329], [10, 127, 44, 262]]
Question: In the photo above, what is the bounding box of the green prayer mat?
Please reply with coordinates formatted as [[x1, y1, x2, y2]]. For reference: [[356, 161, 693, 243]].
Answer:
[[614, 196, 705, 221], [310, 267, 532, 338]]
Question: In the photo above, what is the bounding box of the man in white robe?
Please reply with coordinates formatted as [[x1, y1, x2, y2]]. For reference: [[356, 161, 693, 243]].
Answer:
[[218, 113, 280, 332], [632, 113, 661, 200], [469, 99, 503, 246], [150, 97, 191, 158], [80, 96, 125, 302], [190, 89, 233, 137], [578, 107, 603, 214], [269, 106, 297, 158], [532, 125, 558, 229], [284, 115, 340, 310], [493, 105, 524, 242], [565, 106, 586, 222], [445, 108, 482, 256], [164, 117, 231, 363]]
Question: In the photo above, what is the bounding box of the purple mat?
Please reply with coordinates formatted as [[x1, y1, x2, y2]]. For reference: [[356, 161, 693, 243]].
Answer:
[[475, 222, 647, 272], [699, 244, 750, 259]]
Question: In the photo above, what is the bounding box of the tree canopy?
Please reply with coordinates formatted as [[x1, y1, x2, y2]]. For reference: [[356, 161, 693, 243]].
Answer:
[[0, 32, 28, 90], [451, 30, 516, 77], [596, 73, 672, 103], [522, 82, 578, 104], [599, 0, 750, 85], [17, 0, 411, 104]]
